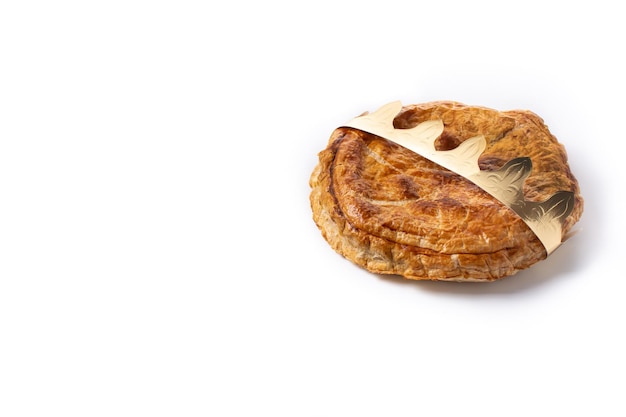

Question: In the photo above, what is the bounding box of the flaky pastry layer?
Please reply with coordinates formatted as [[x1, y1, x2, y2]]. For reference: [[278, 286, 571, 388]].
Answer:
[[309, 101, 583, 281]]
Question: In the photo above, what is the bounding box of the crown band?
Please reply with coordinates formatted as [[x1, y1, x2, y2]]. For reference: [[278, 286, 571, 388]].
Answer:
[[341, 101, 574, 255]]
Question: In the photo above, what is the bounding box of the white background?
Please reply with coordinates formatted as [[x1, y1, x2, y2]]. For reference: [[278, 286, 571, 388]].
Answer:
[[1, 1, 624, 416]]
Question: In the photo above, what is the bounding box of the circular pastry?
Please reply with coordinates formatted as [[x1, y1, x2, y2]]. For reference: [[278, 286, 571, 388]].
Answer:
[[309, 101, 583, 282]]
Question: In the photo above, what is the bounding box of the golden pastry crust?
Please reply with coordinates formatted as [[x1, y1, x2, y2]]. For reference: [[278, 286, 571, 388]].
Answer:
[[309, 101, 583, 281]]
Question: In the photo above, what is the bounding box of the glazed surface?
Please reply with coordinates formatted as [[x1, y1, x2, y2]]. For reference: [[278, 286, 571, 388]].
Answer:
[[309, 101, 583, 281]]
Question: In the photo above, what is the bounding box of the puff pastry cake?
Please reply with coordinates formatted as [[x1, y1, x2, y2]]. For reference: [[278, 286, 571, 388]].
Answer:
[[309, 101, 583, 282]]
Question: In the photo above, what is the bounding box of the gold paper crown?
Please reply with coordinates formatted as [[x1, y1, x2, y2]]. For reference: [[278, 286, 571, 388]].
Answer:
[[342, 101, 575, 255]]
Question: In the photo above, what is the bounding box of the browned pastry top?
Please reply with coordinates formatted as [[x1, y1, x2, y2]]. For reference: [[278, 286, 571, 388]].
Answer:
[[310, 101, 583, 281]]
